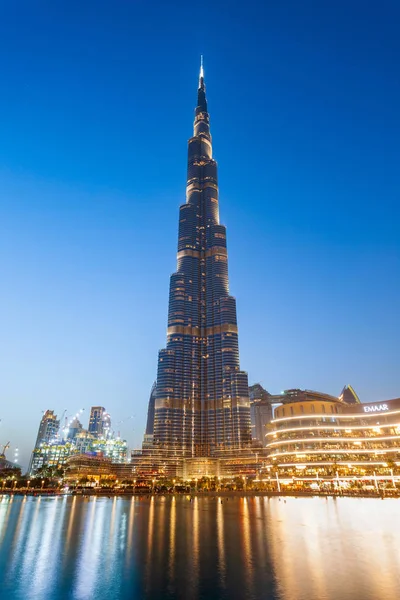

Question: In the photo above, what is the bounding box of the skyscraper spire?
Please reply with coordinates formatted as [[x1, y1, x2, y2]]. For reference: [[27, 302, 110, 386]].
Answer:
[[199, 55, 204, 86], [196, 55, 208, 130]]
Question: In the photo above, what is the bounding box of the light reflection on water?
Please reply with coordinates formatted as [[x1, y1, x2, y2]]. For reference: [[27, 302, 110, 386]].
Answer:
[[0, 494, 400, 600]]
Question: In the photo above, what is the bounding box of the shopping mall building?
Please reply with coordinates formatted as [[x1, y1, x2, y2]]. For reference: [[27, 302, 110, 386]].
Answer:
[[264, 392, 400, 487]]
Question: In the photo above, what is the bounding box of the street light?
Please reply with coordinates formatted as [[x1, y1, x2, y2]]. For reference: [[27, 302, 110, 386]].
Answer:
[[173, 479, 176, 493], [133, 479, 136, 494], [152, 478, 155, 494]]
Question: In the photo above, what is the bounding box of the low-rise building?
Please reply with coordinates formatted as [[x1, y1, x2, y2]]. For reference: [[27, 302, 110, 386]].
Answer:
[[265, 396, 400, 483], [65, 454, 135, 483], [65, 454, 115, 483]]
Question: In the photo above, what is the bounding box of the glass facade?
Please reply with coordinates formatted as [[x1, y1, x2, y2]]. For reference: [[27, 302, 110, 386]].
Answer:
[[88, 406, 111, 439], [28, 410, 60, 474], [152, 64, 251, 463]]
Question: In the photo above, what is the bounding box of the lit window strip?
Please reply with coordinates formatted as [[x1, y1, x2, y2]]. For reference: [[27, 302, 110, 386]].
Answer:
[[263, 461, 392, 468], [266, 434, 400, 448], [268, 447, 400, 458], [266, 422, 400, 437], [271, 409, 400, 424]]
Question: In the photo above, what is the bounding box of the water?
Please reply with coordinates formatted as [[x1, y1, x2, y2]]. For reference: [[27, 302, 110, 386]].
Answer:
[[0, 495, 399, 600]]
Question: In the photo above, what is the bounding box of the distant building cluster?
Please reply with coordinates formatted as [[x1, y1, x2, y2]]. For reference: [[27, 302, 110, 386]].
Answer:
[[28, 406, 128, 475]]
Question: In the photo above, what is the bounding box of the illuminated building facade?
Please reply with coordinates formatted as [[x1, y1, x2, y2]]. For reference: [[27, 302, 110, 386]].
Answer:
[[65, 454, 136, 483], [34, 410, 60, 446], [266, 396, 400, 480], [65, 454, 115, 482], [90, 437, 128, 462], [30, 436, 128, 474], [30, 441, 75, 474], [152, 60, 251, 469], [75, 431, 96, 454], [28, 409, 60, 474]]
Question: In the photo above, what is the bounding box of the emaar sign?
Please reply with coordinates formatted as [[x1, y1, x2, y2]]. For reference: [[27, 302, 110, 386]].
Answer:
[[364, 404, 389, 413]]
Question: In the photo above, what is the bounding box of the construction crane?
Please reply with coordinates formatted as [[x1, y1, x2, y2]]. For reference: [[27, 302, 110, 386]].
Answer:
[[62, 408, 85, 439], [0, 441, 10, 459], [113, 415, 134, 438]]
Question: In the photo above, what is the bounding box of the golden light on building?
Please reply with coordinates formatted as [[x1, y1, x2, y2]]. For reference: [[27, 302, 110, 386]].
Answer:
[[265, 396, 400, 487]]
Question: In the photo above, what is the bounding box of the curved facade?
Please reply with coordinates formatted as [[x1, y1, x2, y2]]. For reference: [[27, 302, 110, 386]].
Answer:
[[266, 397, 400, 477], [153, 63, 251, 460]]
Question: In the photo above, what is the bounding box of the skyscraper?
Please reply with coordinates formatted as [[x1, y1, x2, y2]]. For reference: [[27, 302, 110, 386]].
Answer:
[[88, 406, 111, 438], [34, 410, 60, 447], [152, 61, 251, 465], [249, 384, 273, 447], [28, 409, 60, 474], [145, 382, 157, 437], [141, 382, 157, 451]]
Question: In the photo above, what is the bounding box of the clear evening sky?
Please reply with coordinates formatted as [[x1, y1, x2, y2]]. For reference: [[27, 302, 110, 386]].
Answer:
[[1, 1, 399, 469]]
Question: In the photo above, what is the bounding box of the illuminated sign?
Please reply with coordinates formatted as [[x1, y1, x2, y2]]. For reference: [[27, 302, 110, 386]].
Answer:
[[363, 404, 389, 413]]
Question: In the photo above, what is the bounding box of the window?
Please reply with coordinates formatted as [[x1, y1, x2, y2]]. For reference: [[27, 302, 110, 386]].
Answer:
[[282, 408, 285, 416], [300, 405, 304, 414], [331, 406, 334, 414], [322, 405, 326, 414], [290, 407, 294, 416], [311, 405, 315, 413]]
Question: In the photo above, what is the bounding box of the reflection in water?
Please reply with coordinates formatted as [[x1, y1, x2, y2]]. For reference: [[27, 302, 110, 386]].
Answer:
[[126, 496, 135, 568], [217, 498, 226, 593], [0, 494, 400, 599], [191, 496, 199, 598], [269, 497, 400, 600], [240, 498, 254, 597], [168, 496, 176, 594], [75, 498, 101, 599], [144, 495, 155, 596]]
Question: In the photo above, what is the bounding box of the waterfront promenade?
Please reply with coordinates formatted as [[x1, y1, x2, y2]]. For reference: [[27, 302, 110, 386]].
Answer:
[[1, 488, 399, 499]]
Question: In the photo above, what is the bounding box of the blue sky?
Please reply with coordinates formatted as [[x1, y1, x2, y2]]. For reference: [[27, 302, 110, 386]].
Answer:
[[1, 1, 399, 469]]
